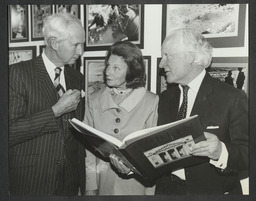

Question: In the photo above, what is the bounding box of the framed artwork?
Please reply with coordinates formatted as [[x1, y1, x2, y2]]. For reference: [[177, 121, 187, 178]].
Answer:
[[9, 5, 29, 42], [84, 56, 150, 101], [84, 4, 144, 51], [208, 57, 248, 94], [162, 4, 246, 48], [55, 5, 80, 19], [9, 46, 36, 65], [31, 5, 52, 41]]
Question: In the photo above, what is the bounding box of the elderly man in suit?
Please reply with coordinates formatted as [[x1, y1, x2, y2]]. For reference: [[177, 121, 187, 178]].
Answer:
[[155, 28, 248, 194], [9, 13, 85, 195]]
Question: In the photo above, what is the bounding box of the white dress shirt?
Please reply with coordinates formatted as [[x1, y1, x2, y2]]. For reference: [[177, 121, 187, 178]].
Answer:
[[172, 69, 228, 180], [42, 52, 66, 91]]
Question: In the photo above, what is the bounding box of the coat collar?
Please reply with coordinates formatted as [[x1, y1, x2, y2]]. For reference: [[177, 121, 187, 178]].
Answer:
[[100, 86, 146, 112], [191, 73, 214, 116]]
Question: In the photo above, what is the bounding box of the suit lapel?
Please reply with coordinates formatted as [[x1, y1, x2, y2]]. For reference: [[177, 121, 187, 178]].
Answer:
[[34, 56, 59, 106], [191, 73, 213, 118]]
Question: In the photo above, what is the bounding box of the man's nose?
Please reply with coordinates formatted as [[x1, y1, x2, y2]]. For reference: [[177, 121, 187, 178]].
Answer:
[[159, 58, 165, 68]]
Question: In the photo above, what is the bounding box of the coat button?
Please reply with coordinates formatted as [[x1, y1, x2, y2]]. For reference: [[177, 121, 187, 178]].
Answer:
[[115, 118, 121, 123], [114, 128, 119, 134], [116, 108, 121, 113]]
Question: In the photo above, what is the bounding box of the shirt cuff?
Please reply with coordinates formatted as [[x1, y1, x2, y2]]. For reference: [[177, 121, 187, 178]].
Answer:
[[209, 142, 228, 169]]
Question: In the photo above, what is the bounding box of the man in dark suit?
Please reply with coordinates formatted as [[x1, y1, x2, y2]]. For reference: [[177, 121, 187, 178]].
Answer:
[[155, 28, 248, 194], [9, 13, 86, 195]]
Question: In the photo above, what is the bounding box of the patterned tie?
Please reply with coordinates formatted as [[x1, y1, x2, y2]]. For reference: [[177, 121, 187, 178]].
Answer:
[[54, 67, 65, 97], [177, 85, 189, 120]]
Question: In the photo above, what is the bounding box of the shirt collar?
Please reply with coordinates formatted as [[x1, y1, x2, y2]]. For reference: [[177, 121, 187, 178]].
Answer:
[[100, 87, 146, 112], [186, 69, 206, 94], [42, 51, 64, 75]]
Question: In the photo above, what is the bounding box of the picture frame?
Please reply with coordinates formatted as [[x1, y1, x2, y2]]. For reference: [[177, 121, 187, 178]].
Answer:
[[9, 46, 36, 65], [84, 55, 150, 101], [162, 4, 246, 48], [208, 57, 248, 94], [9, 5, 29, 43], [54, 5, 80, 19], [84, 4, 144, 51], [31, 5, 52, 41]]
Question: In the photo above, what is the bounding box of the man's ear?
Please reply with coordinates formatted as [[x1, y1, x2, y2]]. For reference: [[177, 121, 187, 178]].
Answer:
[[185, 51, 195, 64], [47, 37, 58, 51]]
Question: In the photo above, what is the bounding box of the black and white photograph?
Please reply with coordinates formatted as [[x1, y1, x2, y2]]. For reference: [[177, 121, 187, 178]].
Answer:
[[2, 2, 253, 199], [31, 5, 52, 40], [208, 57, 248, 93], [55, 5, 80, 18], [9, 5, 29, 42], [162, 4, 246, 47], [9, 46, 36, 65], [84, 4, 144, 51]]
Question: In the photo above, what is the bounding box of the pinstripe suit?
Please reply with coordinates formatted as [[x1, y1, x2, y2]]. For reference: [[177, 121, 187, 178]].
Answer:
[[9, 56, 85, 195]]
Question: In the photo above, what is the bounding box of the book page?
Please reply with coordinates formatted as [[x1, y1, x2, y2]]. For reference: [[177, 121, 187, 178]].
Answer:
[[122, 115, 198, 144], [69, 118, 123, 147]]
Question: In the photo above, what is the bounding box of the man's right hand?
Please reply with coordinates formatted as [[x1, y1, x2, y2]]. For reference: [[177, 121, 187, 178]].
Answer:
[[52, 89, 81, 118]]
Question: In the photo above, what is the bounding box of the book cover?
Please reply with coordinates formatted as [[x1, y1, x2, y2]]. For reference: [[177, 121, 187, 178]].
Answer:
[[69, 115, 208, 179]]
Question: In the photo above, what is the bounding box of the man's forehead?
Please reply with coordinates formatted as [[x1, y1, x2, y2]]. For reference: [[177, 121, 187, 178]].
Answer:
[[161, 40, 177, 53]]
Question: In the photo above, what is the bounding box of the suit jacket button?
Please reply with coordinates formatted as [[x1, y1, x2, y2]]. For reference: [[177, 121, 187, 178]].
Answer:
[[115, 118, 121, 123], [114, 128, 119, 134]]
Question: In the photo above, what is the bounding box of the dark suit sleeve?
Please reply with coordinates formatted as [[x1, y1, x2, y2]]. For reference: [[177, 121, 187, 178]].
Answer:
[[224, 90, 248, 174], [9, 64, 58, 147]]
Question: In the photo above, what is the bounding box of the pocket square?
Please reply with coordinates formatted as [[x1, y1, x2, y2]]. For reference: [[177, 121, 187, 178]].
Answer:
[[206, 126, 219, 129], [81, 90, 85, 98]]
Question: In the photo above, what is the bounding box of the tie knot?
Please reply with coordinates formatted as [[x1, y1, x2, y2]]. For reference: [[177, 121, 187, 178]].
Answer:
[[55, 67, 62, 74], [181, 85, 189, 93]]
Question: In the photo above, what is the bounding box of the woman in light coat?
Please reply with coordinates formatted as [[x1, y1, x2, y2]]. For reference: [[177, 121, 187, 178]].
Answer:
[[84, 41, 158, 195]]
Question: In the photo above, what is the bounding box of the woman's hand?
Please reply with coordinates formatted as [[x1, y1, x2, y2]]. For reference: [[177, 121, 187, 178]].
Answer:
[[109, 154, 133, 175]]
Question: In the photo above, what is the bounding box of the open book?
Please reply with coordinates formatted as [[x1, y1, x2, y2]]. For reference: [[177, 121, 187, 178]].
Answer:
[[69, 115, 207, 179]]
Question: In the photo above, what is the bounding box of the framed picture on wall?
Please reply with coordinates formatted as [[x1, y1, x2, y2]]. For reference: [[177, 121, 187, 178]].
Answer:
[[208, 57, 248, 93], [31, 5, 52, 41], [84, 4, 144, 51], [162, 4, 246, 48], [55, 5, 80, 19], [9, 5, 29, 43], [84, 55, 150, 101], [9, 46, 36, 65]]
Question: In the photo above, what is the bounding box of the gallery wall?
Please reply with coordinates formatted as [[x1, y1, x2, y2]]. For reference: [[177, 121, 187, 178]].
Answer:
[[8, 4, 248, 94], [7, 4, 249, 194]]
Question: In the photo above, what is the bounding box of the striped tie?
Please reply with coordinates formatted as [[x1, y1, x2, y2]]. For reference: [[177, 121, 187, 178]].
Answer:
[[54, 67, 65, 97], [177, 85, 189, 120]]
